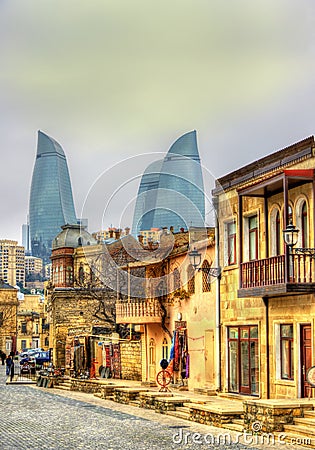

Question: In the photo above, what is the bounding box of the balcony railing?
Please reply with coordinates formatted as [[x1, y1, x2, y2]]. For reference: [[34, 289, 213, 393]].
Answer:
[[116, 298, 162, 324], [240, 251, 315, 289], [241, 255, 285, 288]]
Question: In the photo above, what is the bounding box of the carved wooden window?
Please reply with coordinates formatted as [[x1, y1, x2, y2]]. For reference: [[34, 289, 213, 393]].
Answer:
[[187, 264, 195, 295], [202, 260, 211, 292], [173, 268, 181, 291]]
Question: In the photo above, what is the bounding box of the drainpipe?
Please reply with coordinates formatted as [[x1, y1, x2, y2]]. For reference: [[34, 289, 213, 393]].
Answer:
[[215, 201, 221, 392], [262, 296, 270, 399]]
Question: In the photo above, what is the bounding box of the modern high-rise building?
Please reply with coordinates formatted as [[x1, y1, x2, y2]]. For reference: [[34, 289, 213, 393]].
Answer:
[[22, 220, 31, 256], [132, 131, 205, 235], [29, 131, 77, 263], [0, 240, 25, 287]]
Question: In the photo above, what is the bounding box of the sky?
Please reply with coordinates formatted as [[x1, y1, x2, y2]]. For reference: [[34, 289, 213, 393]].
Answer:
[[1, 0, 315, 244]]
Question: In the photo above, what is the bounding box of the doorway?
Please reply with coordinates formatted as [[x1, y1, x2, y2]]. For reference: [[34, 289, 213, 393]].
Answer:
[[301, 324, 312, 398], [228, 325, 259, 395]]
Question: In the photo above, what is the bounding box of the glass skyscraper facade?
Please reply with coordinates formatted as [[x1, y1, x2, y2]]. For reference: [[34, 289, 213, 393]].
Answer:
[[132, 130, 205, 235], [29, 131, 77, 263]]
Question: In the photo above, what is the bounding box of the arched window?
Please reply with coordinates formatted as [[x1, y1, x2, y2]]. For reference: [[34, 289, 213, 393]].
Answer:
[[275, 210, 281, 255], [79, 264, 85, 284], [302, 201, 308, 248], [187, 264, 195, 295], [162, 338, 168, 360], [173, 268, 181, 291], [202, 260, 211, 292], [288, 205, 293, 224]]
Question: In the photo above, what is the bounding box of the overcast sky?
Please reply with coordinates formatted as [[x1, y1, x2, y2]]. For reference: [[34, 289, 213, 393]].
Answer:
[[1, 0, 315, 244]]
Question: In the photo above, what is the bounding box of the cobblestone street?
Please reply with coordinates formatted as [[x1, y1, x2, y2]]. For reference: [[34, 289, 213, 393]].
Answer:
[[0, 366, 309, 450]]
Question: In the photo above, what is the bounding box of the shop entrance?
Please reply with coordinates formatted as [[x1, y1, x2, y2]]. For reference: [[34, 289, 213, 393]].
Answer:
[[301, 324, 312, 398], [228, 325, 259, 395]]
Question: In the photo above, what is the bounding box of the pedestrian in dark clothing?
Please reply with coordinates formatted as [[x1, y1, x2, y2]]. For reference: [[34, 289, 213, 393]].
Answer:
[[0, 351, 5, 365], [5, 355, 12, 376], [10, 361, 14, 382]]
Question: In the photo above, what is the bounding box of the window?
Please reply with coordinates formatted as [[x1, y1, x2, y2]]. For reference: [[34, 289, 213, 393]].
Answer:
[[0, 312, 3, 326], [202, 260, 211, 292], [302, 202, 308, 248], [173, 268, 181, 291], [187, 264, 195, 295], [21, 322, 27, 334], [275, 211, 281, 255], [21, 340, 27, 350], [162, 338, 168, 360], [280, 324, 294, 380], [79, 264, 85, 284], [227, 221, 236, 265], [249, 216, 258, 260]]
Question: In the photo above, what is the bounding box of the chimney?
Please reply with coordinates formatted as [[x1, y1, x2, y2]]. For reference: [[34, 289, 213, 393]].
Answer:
[[170, 226, 174, 234], [138, 234, 144, 245], [124, 227, 130, 235], [109, 229, 114, 238], [114, 230, 121, 240], [148, 238, 153, 250], [180, 227, 185, 233]]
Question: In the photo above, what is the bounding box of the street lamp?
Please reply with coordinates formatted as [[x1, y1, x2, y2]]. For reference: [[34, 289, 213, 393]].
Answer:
[[188, 247, 201, 270], [188, 247, 221, 278], [282, 222, 299, 281], [282, 223, 299, 249]]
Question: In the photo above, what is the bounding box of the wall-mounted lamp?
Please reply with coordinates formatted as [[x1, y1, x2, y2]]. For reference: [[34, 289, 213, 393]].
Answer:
[[188, 247, 221, 278]]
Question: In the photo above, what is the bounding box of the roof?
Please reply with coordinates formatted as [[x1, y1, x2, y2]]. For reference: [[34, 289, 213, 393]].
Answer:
[[52, 224, 97, 250], [37, 130, 66, 158], [0, 280, 17, 290], [213, 136, 315, 194]]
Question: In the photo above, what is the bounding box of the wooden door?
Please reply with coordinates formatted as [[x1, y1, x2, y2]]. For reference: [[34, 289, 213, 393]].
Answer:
[[205, 330, 214, 384], [149, 338, 156, 382], [301, 324, 312, 398]]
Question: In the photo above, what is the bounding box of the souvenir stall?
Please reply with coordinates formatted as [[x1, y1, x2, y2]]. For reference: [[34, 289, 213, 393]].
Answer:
[[168, 320, 189, 385]]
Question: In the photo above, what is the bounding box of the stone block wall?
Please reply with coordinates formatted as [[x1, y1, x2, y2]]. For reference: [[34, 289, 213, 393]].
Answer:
[[120, 340, 141, 381]]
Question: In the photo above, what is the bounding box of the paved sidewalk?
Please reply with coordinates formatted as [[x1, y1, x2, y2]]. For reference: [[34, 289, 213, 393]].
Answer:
[[0, 366, 310, 449]]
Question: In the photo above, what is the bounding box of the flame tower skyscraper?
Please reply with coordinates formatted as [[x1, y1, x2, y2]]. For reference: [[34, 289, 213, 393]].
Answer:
[[132, 130, 205, 235], [29, 131, 77, 263]]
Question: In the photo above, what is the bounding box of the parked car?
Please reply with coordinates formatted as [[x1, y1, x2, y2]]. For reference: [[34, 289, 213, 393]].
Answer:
[[20, 348, 44, 358], [33, 351, 50, 367]]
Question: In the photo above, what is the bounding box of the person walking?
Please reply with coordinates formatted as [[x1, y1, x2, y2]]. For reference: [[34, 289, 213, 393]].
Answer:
[[0, 351, 5, 365], [5, 355, 12, 376]]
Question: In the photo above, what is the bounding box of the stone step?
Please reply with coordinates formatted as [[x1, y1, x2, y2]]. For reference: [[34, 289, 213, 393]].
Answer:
[[166, 410, 190, 421], [220, 422, 244, 432], [232, 418, 244, 426], [54, 385, 71, 391], [176, 406, 190, 414], [275, 431, 315, 448], [304, 411, 315, 419], [284, 424, 315, 438], [294, 417, 315, 427], [129, 400, 140, 407]]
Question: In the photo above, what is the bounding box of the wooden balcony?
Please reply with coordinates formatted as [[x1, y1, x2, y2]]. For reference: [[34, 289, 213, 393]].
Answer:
[[116, 299, 162, 324], [238, 252, 315, 298]]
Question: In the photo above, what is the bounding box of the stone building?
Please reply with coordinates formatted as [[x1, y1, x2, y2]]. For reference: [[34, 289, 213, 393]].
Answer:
[[213, 136, 315, 399], [16, 293, 49, 352], [116, 227, 218, 391], [0, 281, 18, 354], [0, 240, 25, 287], [47, 224, 143, 379]]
